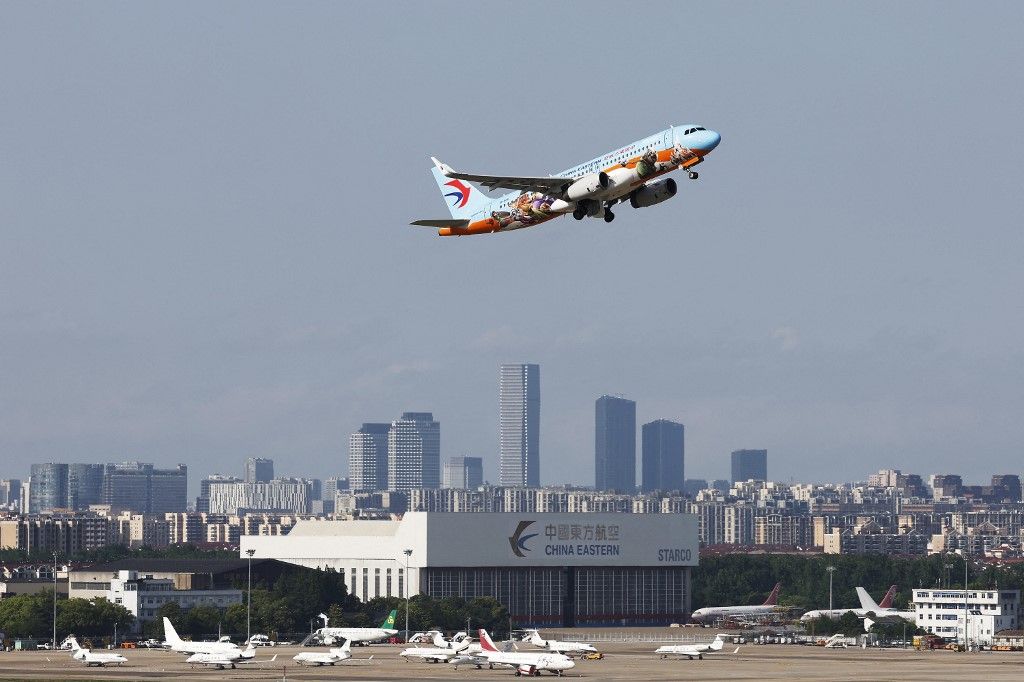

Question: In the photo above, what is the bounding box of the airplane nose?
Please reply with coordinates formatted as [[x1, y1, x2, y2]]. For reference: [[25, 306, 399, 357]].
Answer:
[[702, 130, 721, 151]]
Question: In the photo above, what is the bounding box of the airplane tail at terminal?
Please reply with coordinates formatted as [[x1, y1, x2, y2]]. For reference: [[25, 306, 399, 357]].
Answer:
[[711, 635, 726, 651], [430, 163, 493, 219], [163, 617, 183, 645], [856, 587, 883, 612], [478, 629, 499, 652], [878, 585, 898, 609], [380, 609, 398, 630], [763, 582, 781, 606]]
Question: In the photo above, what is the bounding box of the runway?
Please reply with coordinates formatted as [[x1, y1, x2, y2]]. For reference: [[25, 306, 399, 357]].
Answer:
[[2, 643, 1022, 681]]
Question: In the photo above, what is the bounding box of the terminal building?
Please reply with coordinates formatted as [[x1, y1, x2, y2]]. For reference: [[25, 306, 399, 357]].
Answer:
[[913, 588, 1021, 645], [241, 511, 698, 627]]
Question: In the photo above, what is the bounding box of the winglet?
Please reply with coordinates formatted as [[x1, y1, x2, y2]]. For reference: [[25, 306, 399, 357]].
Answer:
[[431, 157, 456, 177]]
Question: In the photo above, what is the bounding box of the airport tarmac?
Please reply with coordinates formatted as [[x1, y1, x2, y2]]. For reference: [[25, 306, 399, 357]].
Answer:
[[1, 642, 1023, 681]]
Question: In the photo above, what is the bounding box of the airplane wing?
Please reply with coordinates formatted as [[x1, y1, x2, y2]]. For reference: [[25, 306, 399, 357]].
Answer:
[[442, 170, 573, 195], [410, 219, 471, 227]]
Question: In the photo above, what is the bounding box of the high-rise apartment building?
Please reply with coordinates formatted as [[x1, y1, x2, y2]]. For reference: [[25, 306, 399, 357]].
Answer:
[[28, 463, 69, 513], [641, 419, 684, 493], [0, 479, 21, 510], [150, 465, 188, 513], [730, 449, 768, 483], [388, 412, 440, 492], [499, 364, 540, 487], [443, 456, 483, 489], [244, 457, 274, 483], [196, 474, 242, 513], [349, 423, 390, 491], [595, 396, 636, 493]]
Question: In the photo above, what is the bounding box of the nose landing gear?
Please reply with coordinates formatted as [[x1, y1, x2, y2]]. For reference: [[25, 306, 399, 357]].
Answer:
[[688, 171, 699, 180]]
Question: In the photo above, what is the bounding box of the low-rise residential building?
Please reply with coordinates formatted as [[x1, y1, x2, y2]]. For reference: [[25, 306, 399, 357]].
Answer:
[[913, 588, 1021, 644]]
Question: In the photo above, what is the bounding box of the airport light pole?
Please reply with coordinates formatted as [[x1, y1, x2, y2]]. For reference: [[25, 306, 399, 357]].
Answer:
[[963, 552, 969, 651], [826, 565, 836, 615], [403, 549, 413, 642], [52, 552, 58, 649], [246, 548, 255, 643]]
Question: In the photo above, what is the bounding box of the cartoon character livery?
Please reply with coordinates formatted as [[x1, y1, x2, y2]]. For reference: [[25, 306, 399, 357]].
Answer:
[[411, 124, 720, 235]]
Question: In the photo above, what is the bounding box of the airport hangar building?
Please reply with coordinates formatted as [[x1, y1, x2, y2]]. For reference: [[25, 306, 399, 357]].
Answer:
[[241, 512, 698, 627]]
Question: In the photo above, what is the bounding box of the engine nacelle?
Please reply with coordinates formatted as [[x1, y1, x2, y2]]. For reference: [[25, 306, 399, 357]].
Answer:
[[629, 178, 677, 209], [565, 172, 609, 201]]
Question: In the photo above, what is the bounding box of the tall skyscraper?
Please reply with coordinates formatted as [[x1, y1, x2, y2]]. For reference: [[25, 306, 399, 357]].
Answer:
[[0, 479, 22, 510], [641, 419, 685, 493], [67, 463, 104, 509], [443, 456, 484, 489], [349, 423, 390, 491], [594, 396, 636, 492], [28, 463, 68, 513], [730, 449, 768, 483], [102, 462, 187, 513], [500, 363, 540, 487], [245, 457, 274, 483], [388, 412, 440, 492]]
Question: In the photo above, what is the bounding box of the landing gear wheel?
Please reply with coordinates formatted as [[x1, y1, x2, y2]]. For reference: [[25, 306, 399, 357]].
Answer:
[[603, 210, 615, 223], [573, 208, 586, 220], [688, 171, 699, 179]]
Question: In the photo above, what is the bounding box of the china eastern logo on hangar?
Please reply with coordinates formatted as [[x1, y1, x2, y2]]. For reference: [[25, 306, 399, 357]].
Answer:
[[508, 520, 622, 558]]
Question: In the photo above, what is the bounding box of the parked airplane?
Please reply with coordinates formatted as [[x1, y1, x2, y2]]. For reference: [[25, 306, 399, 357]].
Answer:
[[400, 634, 471, 664], [800, 585, 899, 621], [293, 638, 353, 666], [186, 651, 276, 670], [655, 633, 734, 660], [315, 609, 399, 645], [67, 637, 128, 667], [520, 629, 597, 655], [163, 617, 249, 657], [854, 586, 915, 622], [411, 124, 721, 236], [690, 583, 782, 623], [477, 629, 575, 677]]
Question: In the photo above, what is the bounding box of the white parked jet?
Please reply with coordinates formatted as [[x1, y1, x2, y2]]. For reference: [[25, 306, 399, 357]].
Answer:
[[655, 633, 734, 660], [315, 609, 399, 645], [163, 617, 248, 657], [478, 629, 575, 677], [67, 637, 128, 667], [690, 583, 781, 623], [293, 639, 353, 666], [186, 651, 276, 670], [854, 586, 915, 622], [521, 629, 597, 655], [801, 585, 899, 622]]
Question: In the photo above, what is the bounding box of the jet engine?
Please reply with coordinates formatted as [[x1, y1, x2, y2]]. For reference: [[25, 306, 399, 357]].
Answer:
[[628, 177, 677, 208], [565, 172, 609, 201]]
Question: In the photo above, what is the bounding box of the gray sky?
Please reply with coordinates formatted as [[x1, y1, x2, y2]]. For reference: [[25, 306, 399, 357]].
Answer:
[[2, 2, 1023, 492]]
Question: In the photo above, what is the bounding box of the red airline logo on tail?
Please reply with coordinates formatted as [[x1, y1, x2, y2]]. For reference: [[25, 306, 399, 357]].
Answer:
[[478, 629, 498, 652], [878, 585, 898, 609], [763, 582, 781, 606], [444, 179, 471, 208]]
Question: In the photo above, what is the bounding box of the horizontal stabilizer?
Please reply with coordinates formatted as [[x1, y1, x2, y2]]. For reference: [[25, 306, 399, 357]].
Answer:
[[410, 219, 471, 228]]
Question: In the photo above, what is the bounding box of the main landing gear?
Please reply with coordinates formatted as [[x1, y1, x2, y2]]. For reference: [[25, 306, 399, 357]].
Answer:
[[603, 209, 615, 223], [573, 206, 586, 220], [688, 171, 699, 179]]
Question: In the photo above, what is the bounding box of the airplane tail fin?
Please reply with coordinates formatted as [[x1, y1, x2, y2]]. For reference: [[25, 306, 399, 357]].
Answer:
[[380, 609, 398, 630], [478, 629, 499, 653], [67, 636, 81, 652], [711, 634, 726, 651], [430, 162, 492, 219], [856, 587, 882, 612], [339, 638, 351, 654], [763, 582, 781, 606], [162, 617, 182, 645], [432, 631, 449, 648], [878, 585, 898, 609]]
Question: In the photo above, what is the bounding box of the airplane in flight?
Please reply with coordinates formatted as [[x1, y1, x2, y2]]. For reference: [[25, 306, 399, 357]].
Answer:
[[315, 609, 399, 645], [67, 637, 128, 667], [162, 617, 250, 657], [186, 651, 276, 670], [655, 633, 736, 660], [800, 585, 899, 621], [476, 629, 575, 677], [292, 638, 353, 666], [520, 629, 598, 655], [411, 124, 721, 236], [690, 583, 781, 623]]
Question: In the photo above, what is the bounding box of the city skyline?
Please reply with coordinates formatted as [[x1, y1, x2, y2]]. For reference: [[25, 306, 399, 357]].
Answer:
[[2, 4, 1022, 492]]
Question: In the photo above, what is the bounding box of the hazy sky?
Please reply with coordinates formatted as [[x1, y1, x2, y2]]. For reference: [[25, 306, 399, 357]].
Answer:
[[2, 2, 1023, 493]]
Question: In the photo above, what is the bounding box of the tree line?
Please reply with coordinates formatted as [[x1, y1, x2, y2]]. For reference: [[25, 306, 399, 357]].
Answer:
[[0, 592, 134, 643]]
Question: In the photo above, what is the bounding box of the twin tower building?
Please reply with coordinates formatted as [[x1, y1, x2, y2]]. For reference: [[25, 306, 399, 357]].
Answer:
[[349, 364, 684, 493]]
